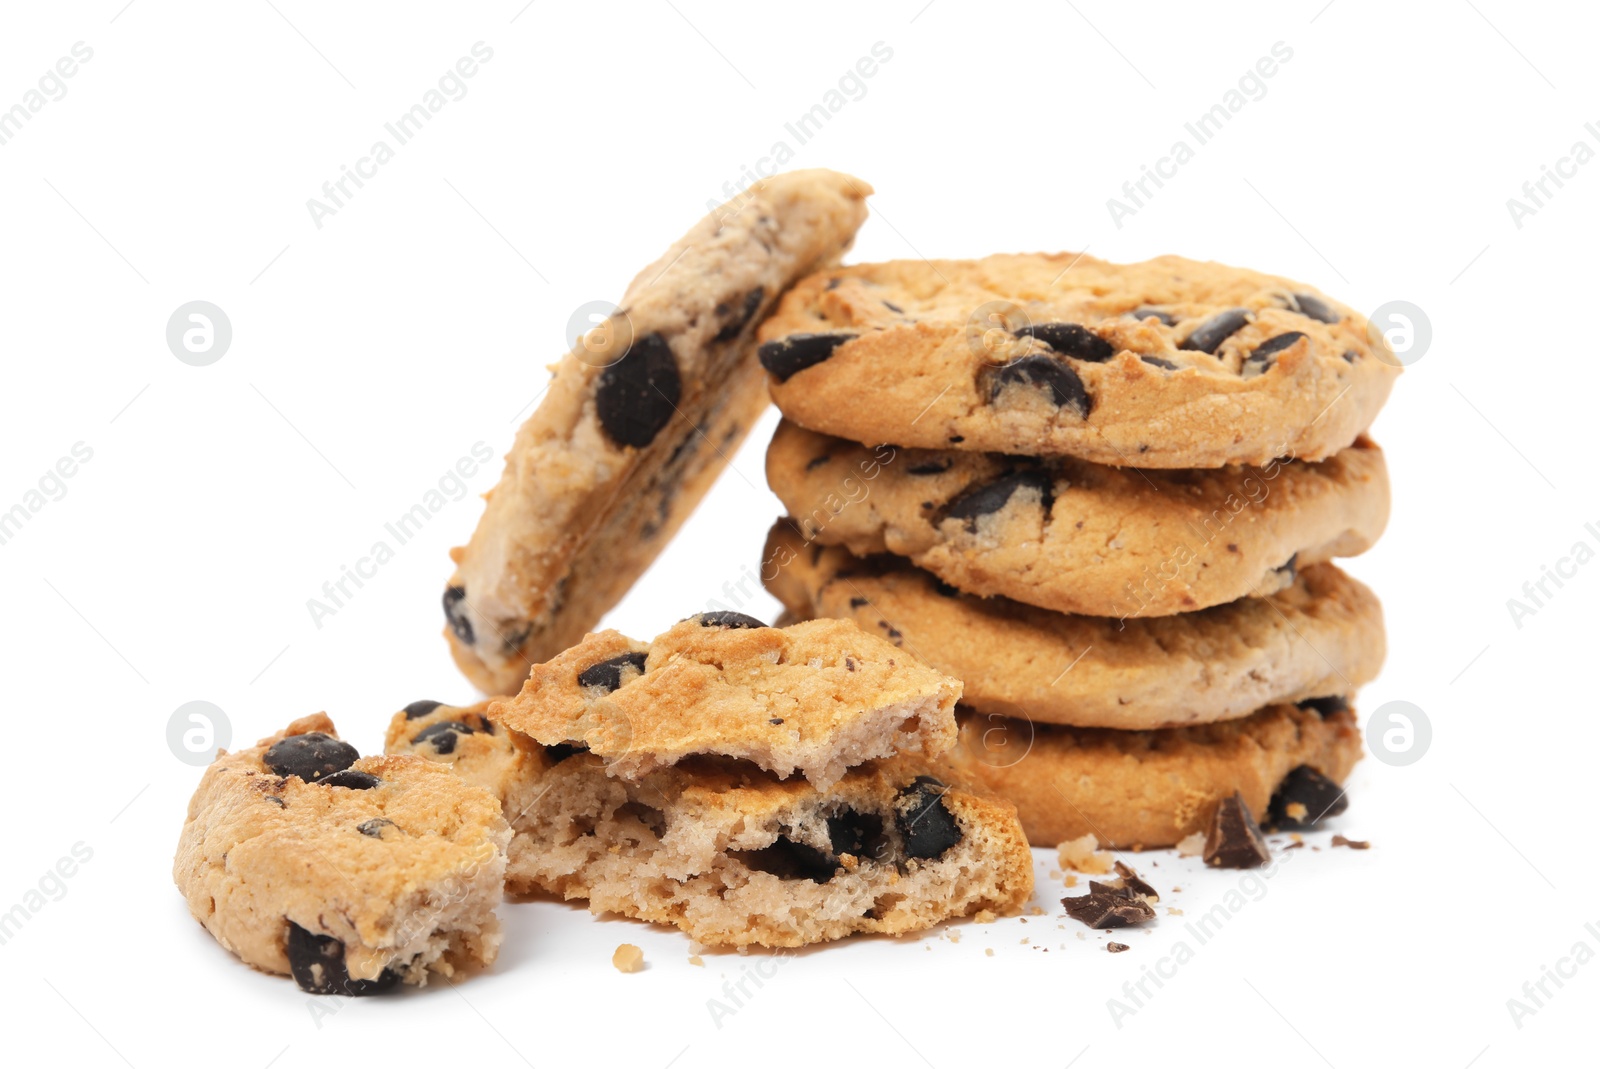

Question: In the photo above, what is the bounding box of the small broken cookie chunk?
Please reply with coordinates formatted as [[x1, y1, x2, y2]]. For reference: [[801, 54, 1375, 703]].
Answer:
[[1204, 792, 1272, 869], [1331, 834, 1371, 850], [1062, 886, 1156, 929], [492, 617, 961, 790], [612, 943, 645, 973], [1057, 833, 1113, 875], [758, 331, 857, 382], [1267, 765, 1349, 829]]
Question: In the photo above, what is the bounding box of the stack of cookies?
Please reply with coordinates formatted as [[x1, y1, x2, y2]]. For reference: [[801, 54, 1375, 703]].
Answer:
[[756, 251, 1400, 853]]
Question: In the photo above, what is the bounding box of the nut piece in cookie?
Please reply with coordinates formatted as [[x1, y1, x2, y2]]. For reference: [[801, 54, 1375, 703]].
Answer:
[[492, 616, 961, 790], [174, 714, 510, 993]]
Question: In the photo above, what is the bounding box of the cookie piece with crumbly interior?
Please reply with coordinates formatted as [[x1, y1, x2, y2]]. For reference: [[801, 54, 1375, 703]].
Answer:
[[762, 520, 1386, 729], [937, 701, 1362, 848], [174, 714, 510, 994], [445, 170, 872, 696], [491, 614, 961, 790], [767, 419, 1389, 618], [504, 750, 1033, 947], [757, 252, 1399, 468], [383, 699, 551, 822]]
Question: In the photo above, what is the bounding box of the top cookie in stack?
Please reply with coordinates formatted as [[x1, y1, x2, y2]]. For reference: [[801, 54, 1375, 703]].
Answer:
[[758, 251, 1399, 851]]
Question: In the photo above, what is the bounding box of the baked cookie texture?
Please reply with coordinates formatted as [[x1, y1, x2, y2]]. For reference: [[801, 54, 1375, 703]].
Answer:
[[174, 714, 510, 993], [446, 169, 872, 696], [766, 420, 1389, 618], [384, 699, 551, 823], [757, 252, 1400, 468], [503, 752, 1033, 948], [762, 520, 1386, 730], [491, 614, 960, 789], [938, 702, 1363, 848]]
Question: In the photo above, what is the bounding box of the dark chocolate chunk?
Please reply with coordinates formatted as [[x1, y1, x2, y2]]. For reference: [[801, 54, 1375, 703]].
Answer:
[[1128, 307, 1176, 326], [1113, 860, 1160, 902], [941, 471, 1054, 532], [320, 769, 381, 790], [805, 454, 832, 470], [1180, 308, 1250, 353], [263, 733, 360, 783], [1018, 322, 1114, 362], [1290, 293, 1340, 324], [1341, 348, 1359, 363], [411, 720, 474, 755], [545, 742, 586, 764], [403, 700, 444, 720], [595, 332, 681, 448], [849, 596, 869, 608], [1267, 765, 1349, 829], [1296, 695, 1350, 718], [576, 651, 649, 693], [691, 611, 766, 629], [1203, 791, 1272, 869], [769, 717, 784, 725], [758, 332, 856, 382], [1242, 331, 1307, 377], [984, 353, 1091, 419], [948, 435, 964, 443], [714, 286, 765, 342], [1062, 890, 1156, 929], [734, 836, 838, 883], [264, 795, 286, 808], [828, 810, 890, 861], [1107, 942, 1131, 953], [932, 580, 961, 598], [285, 922, 399, 996], [883, 300, 904, 313], [895, 776, 962, 860], [442, 585, 473, 645], [1140, 355, 1179, 370], [907, 458, 953, 475], [1276, 554, 1299, 582], [356, 818, 395, 838]]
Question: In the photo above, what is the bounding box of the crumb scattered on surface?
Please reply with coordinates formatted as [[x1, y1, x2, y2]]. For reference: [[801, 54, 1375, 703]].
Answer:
[[1029, 906, 1045, 916], [948, 930, 961, 943], [975, 909, 997, 923], [687, 955, 704, 967], [985, 948, 994, 957], [1167, 907, 1184, 916], [1108, 942, 1130, 953], [1332, 835, 1371, 850], [1064, 875, 1079, 888], [1175, 832, 1206, 857], [1020, 937, 1030, 945], [613, 944, 644, 973], [1057, 833, 1113, 874]]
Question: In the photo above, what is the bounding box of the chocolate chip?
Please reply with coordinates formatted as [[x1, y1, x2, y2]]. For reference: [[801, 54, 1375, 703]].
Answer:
[[769, 717, 784, 725], [691, 611, 766, 629], [895, 776, 962, 860], [713, 286, 765, 342], [932, 580, 960, 598], [947, 435, 964, 443], [1108, 942, 1131, 953], [1290, 293, 1340, 324], [1203, 792, 1272, 869], [264, 796, 286, 808], [883, 300, 904, 313], [1018, 322, 1114, 362], [849, 597, 868, 608], [827, 810, 890, 861], [1297, 695, 1350, 717], [1062, 889, 1156, 929], [1180, 308, 1250, 353], [1140, 355, 1179, 370], [907, 458, 953, 475], [285, 922, 399, 996], [805, 454, 832, 470], [263, 733, 360, 783], [1267, 765, 1348, 829], [595, 333, 681, 448], [1113, 861, 1160, 902], [1243, 331, 1307, 377], [758, 332, 855, 382], [545, 742, 586, 764], [1128, 307, 1176, 326], [442, 586, 473, 645], [357, 818, 395, 838], [411, 721, 474, 755], [1341, 348, 1359, 363], [941, 471, 1054, 532], [320, 769, 381, 790], [577, 651, 649, 693], [1276, 554, 1299, 582], [403, 700, 443, 720], [984, 353, 1091, 418], [735, 836, 838, 883]]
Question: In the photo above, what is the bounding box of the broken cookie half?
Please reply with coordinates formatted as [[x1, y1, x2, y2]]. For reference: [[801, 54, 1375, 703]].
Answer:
[[491, 613, 961, 790]]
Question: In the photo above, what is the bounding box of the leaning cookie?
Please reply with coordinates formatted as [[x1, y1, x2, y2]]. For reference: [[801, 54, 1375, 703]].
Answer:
[[174, 714, 510, 994], [762, 520, 1386, 729], [767, 420, 1389, 618], [491, 613, 960, 791], [445, 169, 872, 696], [936, 701, 1362, 848], [504, 751, 1033, 948], [757, 252, 1399, 468]]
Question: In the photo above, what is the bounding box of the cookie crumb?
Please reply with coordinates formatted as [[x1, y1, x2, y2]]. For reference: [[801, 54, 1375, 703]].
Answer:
[[1064, 874, 1079, 888], [1331, 834, 1371, 850], [1057, 833, 1112, 874], [974, 909, 997, 924], [612, 944, 644, 973], [985, 948, 994, 957], [947, 930, 961, 943], [1175, 832, 1206, 857], [1107, 942, 1130, 953], [687, 955, 704, 967], [1167, 907, 1184, 917]]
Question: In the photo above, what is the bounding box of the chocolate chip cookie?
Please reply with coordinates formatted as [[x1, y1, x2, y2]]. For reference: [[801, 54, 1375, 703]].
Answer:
[[767, 420, 1389, 618], [174, 714, 510, 993], [758, 252, 1398, 468], [492, 613, 960, 790], [937, 701, 1362, 848], [446, 169, 872, 695], [762, 520, 1386, 729]]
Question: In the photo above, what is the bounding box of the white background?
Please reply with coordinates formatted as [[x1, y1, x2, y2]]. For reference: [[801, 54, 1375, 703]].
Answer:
[[2, 1, 1594, 1065]]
